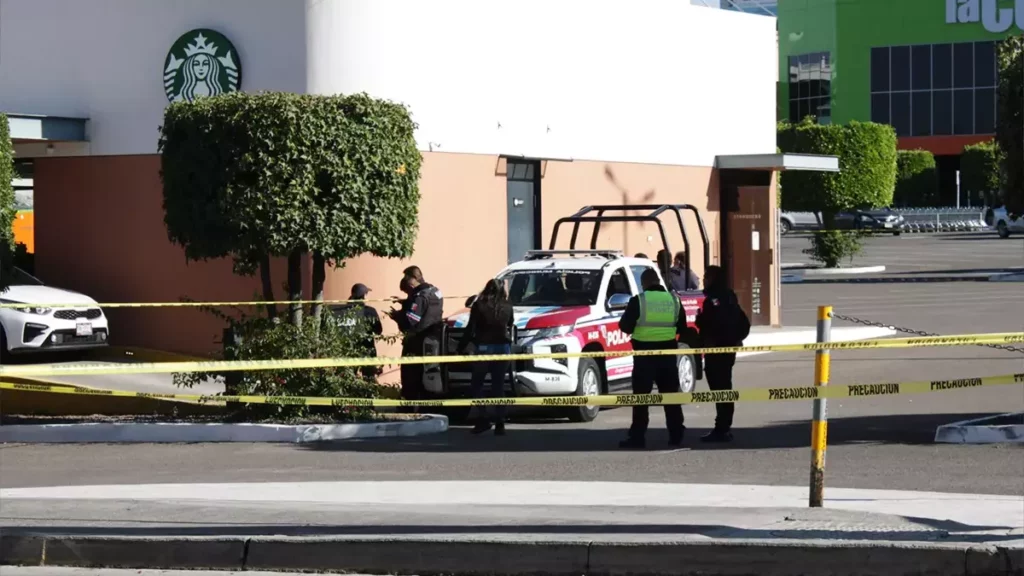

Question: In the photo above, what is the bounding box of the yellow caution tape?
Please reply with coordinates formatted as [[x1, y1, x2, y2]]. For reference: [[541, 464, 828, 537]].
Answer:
[[2, 373, 1021, 407], [0, 295, 474, 309], [0, 332, 1021, 378]]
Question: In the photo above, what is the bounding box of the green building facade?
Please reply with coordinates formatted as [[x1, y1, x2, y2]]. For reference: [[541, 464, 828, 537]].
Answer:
[[778, 0, 1022, 202]]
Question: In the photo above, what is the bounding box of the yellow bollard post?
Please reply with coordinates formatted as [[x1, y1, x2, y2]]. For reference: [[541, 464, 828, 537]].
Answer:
[[809, 305, 832, 508]]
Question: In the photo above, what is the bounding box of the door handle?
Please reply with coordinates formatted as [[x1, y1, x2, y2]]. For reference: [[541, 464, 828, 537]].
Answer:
[[513, 198, 525, 207]]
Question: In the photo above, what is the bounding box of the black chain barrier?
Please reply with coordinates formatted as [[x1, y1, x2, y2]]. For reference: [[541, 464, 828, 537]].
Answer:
[[831, 312, 1024, 355]]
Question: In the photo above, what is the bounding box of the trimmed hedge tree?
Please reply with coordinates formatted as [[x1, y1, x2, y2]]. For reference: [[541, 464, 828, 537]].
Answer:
[[996, 36, 1023, 215], [778, 118, 897, 267], [961, 140, 1003, 207], [0, 114, 14, 292], [160, 92, 422, 325], [893, 149, 937, 208], [160, 92, 421, 418], [777, 119, 897, 221]]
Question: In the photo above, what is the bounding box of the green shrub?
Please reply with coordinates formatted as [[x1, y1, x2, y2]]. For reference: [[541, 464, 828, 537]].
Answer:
[[174, 307, 382, 421], [0, 114, 14, 292], [777, 119, 898, 222], [961, 140, 1003, 207], [160, 92, 422, 325], [803, 230, 863, 269], [996, 36, 1023, 215], [778, 119, 896, 266], [893, 149, 937, 207]]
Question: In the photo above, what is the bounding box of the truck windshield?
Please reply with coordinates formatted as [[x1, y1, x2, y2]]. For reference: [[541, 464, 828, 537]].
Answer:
[[498, 269, 602, 307]]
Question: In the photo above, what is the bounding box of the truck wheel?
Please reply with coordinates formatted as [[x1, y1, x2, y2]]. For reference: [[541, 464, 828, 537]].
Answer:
[[997, 221, 1011, 238], [676, 343, 696, 393], [567, 358, 602, 423]]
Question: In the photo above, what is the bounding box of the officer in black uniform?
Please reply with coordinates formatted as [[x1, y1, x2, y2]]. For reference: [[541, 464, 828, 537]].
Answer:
[[695, 265, 748, 443], [330, 283, 384, 380], [389, 266, 444, 402]]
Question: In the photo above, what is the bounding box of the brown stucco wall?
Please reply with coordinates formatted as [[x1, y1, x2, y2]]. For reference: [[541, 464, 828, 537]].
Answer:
[[33, 155, 293, 356], [32, 152, 733, 363]]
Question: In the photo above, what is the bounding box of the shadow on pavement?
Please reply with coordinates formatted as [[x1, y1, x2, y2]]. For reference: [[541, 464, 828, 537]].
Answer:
[[895, 267, 1024, 276], [296, 412, 1009, 454], [937, 234, 1014, 241], [4, 520, 1017, 543]]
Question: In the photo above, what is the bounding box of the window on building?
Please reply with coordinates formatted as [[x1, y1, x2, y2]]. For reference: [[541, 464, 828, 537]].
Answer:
[[870, 41, 997, 138], [788, 52, 832, 124]]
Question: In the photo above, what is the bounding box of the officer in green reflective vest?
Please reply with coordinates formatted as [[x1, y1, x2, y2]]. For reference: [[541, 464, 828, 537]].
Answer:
[[617, 268, 692, 449]]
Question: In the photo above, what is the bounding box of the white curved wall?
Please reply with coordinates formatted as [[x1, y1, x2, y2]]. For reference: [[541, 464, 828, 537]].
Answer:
[[306, 0, 778, 167], [3, 0, 777, 166]]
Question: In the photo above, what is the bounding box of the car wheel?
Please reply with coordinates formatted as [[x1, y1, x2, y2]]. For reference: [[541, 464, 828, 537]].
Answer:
[[567, 358, 602, 423], [780, 219, 792, 235], [676, 343, 696, 393], [997, 221, 1011, 239]]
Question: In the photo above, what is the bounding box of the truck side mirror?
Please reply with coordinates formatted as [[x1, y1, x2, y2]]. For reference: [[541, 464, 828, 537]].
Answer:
[[607, 293, 631, 311]]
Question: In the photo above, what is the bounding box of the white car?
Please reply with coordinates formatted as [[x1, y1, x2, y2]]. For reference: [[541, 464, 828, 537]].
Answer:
[[992, 206, 1024, 238], [0, 267, 110, 357]]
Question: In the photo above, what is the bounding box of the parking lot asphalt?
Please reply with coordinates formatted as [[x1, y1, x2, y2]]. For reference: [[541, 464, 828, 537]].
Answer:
[[782, 231, 1023, 275], [1, 233, 1022, 496]]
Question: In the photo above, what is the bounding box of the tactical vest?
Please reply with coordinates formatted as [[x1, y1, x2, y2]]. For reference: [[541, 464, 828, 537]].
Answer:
[[632, 290, 680, 342]]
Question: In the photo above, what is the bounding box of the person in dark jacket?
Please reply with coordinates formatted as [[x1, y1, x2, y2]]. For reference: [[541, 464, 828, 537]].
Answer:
[[330, 283, 384, 380], [457, 279, 515, 436], [618, 268, 696, 449], [389, 266, 444, 402], [671, 251, 700, 291], [695, 265, 741, 443]]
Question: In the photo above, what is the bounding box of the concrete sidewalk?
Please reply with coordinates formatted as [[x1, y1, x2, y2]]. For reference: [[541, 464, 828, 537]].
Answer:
[[2, 481, 1020, 575]]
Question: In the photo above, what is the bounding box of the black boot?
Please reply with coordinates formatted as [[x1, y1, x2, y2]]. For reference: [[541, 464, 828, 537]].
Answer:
[[472, 422, 493, 435], [700, 430, 733, 443], [619, 437, 646, 450], [494, 422, 506, 436]]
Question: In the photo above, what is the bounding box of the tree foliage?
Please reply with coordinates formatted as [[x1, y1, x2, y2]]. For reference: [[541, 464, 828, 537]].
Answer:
[[0, 114, 14, 292], [893, 149, 938, 208], [996, 35, 1023, 215], [777, 119, 898, 223], [960, 140, 1003, 207], [159, 92, 422, 324]]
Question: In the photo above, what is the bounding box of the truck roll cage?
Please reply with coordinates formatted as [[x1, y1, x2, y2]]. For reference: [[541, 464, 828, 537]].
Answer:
[[548, 204, 710, 277]]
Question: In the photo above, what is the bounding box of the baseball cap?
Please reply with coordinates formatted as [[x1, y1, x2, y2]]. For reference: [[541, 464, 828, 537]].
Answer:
[[350, 283, 371, 299]]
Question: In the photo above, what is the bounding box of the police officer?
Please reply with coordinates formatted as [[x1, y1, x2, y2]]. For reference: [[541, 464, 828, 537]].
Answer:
[[618, 268, 690, 449], [695, 265, 748, 443], [671, 251, 701, 291], [330, 283, 383, 381], [388, 266, 444, 402]]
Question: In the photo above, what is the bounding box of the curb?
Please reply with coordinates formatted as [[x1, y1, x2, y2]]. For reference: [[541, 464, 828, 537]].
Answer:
[[990, 273, 1024, 283], [1, 534, 1020, 576], [0, 415, 448, 443], [934, 413, 1024, 445], [785, 276, 1002, 285], [800, 265, 887, 276]]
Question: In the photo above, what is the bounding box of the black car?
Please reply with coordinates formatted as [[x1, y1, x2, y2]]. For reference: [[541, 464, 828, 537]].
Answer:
[[834, 208, 904, 234]]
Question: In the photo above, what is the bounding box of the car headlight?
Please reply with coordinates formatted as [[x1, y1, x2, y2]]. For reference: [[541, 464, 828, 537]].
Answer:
[[15, 306, 52, 315], [532, 326, 572, 340]]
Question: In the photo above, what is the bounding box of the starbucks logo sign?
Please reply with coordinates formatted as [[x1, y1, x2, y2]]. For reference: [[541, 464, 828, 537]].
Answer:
[[163, 29, 242, 103]]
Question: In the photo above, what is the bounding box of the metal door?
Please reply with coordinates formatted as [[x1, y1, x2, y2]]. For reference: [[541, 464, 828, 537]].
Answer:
[[728, 186, 772, 327], [506, 161, 538, 263]]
